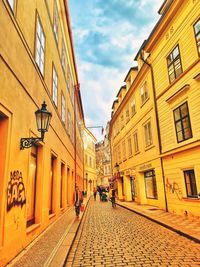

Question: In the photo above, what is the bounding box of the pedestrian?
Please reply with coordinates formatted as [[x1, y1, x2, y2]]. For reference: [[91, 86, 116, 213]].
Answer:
[[93, 187, 97, 201], [109, 188, 116, 208], [73, 186, 83, 218], [99, 187, 102, 201]]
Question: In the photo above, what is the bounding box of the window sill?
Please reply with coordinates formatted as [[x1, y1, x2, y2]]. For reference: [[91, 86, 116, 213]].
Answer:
[[60, 207, 64, 211], [182, 197, 200, 202], [144, 144, 155, 151], [131, 112, 136, 117], [26, 223, 41, 235], [128, 154, 133, 159], [134, 151, 140, 156], [49, 213, 56, 220]]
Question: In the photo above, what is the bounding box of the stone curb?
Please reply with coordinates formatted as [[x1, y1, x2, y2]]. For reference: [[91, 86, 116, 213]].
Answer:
[[47, 196, 91, 267], [116, 202, 200, 244]]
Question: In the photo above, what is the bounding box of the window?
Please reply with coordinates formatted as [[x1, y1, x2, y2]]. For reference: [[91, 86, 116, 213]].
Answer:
[[7, 0, 15, 11], [194, 18, 200, 56], [173, 102, 192, 143], [127, 137, 132, 157], [144, 170, 158, 199], [49, 155, 56, 214], [35, 16, 45, 76], [140, 82, 148, 105], [52, 66, 58, 106], [133, 132, 139, 153], [61, 41, 66, 71], [53, 3, 59, 42], [121, 114, 124, 129], [71, 121, 74, 143], [85, 155, 88, 166], [118, 145, 121, 163], [126, 106, 130, 123], [61, 93, 66, 124], [144, 121, 152, 147], [60, 163, 65, 208], [122, 140, 126, 160], [131, 98, 136, 116], [67, 66, 71, 94], [67, 110, 71, 136], [167, 45, 182, 83], [184, 170, 198, 198], [27, 146, 37, 227], [89, 157, 92, 167]]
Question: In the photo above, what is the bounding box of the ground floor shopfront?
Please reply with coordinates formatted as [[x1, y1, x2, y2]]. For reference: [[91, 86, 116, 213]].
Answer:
[[115, 158, 167, 210], [115, 149, 200, 218]]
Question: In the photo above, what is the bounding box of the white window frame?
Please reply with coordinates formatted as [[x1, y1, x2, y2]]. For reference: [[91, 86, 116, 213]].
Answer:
[[61, 40, 66, 72], [131, 98, 136, 116], [35, 16, 45, 76], [61, 93, 66, 124], [67, 110, 71, 136], [126, 105, 130, 123], [53, 3, 59, 42], [127, 136, 132, 157], [140, 82, 148, 105], [52, 66, 58, 106], [144, 121, 153, 147]]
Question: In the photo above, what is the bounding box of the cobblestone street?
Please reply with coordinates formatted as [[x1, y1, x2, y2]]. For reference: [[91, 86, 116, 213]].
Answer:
[[65, 199, 200, 267]]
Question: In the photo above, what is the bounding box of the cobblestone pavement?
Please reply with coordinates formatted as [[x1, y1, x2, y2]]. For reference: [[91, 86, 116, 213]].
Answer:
[[65, 199, 200, 267]]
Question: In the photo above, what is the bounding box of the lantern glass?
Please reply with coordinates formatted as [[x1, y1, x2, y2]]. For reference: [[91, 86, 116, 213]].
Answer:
[[35, 102, 52, 133]]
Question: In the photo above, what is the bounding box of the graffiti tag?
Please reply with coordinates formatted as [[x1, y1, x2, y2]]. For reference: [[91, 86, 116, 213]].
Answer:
[[7, 171, 26, 212], [165, 178, 182, 200]]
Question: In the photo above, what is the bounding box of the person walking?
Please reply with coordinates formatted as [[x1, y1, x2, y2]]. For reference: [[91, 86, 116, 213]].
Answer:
[[109, 188, 116, 208], [73, 186, 83, 218], [93, 187, 97, 201]]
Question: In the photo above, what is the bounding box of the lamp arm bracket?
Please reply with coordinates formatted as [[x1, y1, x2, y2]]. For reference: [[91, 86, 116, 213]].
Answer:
[[20, 137, 43, 150]]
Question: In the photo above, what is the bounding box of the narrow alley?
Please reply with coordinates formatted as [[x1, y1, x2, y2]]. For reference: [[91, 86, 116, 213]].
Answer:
[[65, 199, 200, 267]]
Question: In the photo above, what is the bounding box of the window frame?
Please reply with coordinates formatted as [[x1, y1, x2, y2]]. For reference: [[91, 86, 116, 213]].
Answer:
[[173, 102, 192, 143], [144, 170, 158, 199], [133, 131, 139, 153], [140, 82, 149, 105], [67, 110, 71, 136], [184, 170, 198, 198], [7, 0, 15, 12], [127, 136, 132, 157], [144, 121, 153, 147], [52, 65, 58, 106], [53, 2, 59, 43], [167, 45, 183, 83], [35, 14, 45, 76], [61, 92, 66, 124], [193, 18, 200, 57]]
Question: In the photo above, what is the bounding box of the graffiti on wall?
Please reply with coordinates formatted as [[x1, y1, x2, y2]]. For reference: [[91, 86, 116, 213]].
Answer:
[[165, 178, 182, 200], [7, 171, 26, 212]]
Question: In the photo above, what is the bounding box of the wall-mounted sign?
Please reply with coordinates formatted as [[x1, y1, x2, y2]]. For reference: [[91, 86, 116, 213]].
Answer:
[[139, 163, 152, 171]]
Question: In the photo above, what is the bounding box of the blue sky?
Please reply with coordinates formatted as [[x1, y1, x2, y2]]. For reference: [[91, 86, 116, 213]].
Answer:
[[68, 0, 162, 141]]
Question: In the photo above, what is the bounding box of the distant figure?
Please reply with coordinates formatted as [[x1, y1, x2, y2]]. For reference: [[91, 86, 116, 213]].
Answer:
[[99, 187, 102, 201], [73, 186, 83, 217], [109, 188, 116, 208], [93, 187, 97, 201]]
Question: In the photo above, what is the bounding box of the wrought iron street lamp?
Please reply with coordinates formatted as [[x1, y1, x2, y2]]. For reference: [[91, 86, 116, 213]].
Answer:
[[20, 101, 52, 149]]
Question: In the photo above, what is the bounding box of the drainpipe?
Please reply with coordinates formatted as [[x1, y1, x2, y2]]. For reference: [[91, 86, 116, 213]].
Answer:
[[74, 84, 78, 189], [140, 53, 168, 212]]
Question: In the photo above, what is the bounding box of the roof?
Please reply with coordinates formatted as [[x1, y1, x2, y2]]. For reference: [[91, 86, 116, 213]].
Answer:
[[134, 0, 174, 61], [124, 67, 138, 82], [84, 127, 97, 142], [116, 85, 126, 98], [111, 99, 118, 110]]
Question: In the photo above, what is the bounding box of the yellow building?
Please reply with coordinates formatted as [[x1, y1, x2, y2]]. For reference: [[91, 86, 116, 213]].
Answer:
[[109, 64, 166, 209], [83, 127, 97, 195], [142, 0, 200, 217], [0, 0, 84, 266], [110, 0, 200, 218]]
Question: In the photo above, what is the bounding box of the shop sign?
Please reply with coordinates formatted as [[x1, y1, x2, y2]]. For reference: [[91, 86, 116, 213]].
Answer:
[[139, 163, 152, 171]]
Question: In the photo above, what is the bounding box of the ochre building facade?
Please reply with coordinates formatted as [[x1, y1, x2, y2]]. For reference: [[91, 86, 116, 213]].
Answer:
[[0, 0, 84, 266], [109, 0, 200, 218]]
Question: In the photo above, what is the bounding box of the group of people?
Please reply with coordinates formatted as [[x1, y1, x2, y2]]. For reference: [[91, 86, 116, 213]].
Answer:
[[94, 187, 116, 208], [73, 185, 117, 218]]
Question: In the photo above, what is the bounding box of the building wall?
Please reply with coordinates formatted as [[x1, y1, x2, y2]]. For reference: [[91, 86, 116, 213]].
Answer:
[[148, 0, 200, 217], [0, 0, 84, 266], [83, 128, 97, 195]]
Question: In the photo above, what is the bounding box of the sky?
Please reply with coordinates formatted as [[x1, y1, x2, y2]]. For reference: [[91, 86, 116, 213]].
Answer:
[[68, 0, 162, 141]]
